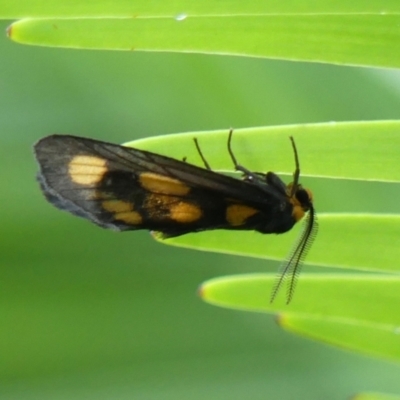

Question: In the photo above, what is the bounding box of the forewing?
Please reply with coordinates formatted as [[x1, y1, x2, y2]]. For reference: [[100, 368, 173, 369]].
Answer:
[[34, 135, 280, 232]]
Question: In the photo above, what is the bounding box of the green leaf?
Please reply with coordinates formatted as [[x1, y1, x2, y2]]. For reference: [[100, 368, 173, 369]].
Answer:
[[2, 1, 400, 18], [157, 214, 400, 273], [125, 121, 400, 273], [353, 393, 400, 400], [128, 121, 400, 182], [5, 5, 400, 67], [200, 274, 400, 361]]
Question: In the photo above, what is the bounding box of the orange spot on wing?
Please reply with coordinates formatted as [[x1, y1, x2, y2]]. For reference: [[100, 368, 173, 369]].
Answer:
[[144, 194, 201, 224], [139, 172, 190, 196], [102, 200, 142, 225], [226, 204, 258, 226], [102, 200, 133, 213], [169, 202, 202, 223], [114, 211, 142, 225]]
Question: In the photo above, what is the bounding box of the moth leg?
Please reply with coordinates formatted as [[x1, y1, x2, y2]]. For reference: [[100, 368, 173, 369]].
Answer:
[[193, 138, 212, 170], [227, 128, 260, 182]]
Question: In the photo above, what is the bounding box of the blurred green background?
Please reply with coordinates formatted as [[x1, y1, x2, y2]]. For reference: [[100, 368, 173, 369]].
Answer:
[[2, 17, 400, 399]]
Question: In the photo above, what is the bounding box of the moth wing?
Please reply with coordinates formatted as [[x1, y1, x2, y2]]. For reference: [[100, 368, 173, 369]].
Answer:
[[34, 135, 281, 231]]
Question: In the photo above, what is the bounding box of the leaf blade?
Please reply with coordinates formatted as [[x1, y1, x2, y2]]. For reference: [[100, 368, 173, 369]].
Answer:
[[8, 15, 400, 68], [200, 273, 400, 361]]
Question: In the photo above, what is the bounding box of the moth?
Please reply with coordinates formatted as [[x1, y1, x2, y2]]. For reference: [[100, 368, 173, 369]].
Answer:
[[34, 130, 317, 303]]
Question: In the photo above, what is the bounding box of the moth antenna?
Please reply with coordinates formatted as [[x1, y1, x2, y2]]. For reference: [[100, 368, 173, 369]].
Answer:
[[289, 136, 300, 197], [270, 205, 318, 304]]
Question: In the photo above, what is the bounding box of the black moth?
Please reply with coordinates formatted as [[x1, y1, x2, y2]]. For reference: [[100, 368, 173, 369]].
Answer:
[[34, 130, 317, 303]]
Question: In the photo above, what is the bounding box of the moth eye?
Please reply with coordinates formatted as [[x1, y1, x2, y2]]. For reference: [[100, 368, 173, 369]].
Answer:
[[295, 188, 311, 207]]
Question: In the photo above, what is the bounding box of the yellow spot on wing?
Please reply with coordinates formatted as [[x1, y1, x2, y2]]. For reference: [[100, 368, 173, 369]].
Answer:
[[139, 172, 190, 196], [102, 200, 133, 213], [169, 202, 202, 223], [115, 211, 142, 225], [68, 155, 107, 185], [226, 204, 258, 226], [144, 194, 201, 224], [102, 200, 142, 225]]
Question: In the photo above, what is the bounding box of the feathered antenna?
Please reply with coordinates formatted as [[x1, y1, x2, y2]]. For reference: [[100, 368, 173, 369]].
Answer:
[[270, 136, 318, 304], [269, 206, 318, 304]]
